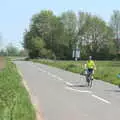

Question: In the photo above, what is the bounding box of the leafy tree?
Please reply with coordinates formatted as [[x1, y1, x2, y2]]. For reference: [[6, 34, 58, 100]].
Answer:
[[19, 49, 28, 57], [28, 37, 46, 58], [23, 10, 118, 60], [60, 11, 78, 59], [0, 49, 7, 56], [110, 10, 120, 52], [6, 43, 19, 56], [78, 14, 115, 59], [24, 10, 64, 59]]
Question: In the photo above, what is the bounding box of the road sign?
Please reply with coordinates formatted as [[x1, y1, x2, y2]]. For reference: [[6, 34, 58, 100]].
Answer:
[[76, 48, 80, 58], [72, 48, 80, 61]]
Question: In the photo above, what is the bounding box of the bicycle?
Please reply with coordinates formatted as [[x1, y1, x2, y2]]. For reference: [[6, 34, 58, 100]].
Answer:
[[86, 71, 93, 88]]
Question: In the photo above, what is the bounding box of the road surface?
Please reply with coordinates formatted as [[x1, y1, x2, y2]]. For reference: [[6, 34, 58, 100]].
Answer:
[[15, 61, 120, 120]]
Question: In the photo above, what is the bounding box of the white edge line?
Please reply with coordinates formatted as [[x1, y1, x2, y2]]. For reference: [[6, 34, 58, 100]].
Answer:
[[65, 86, 92, 93], [92, 94, 111, 104]]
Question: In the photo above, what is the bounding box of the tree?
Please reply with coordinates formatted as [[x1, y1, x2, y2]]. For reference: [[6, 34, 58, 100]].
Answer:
[[0, 34, 3, 49], [110, 10, 120, 52], [19, 49, 28, 57], [6, 43, 19, 56], [0, 49, 7, 56], [60, 11, 78, 59], [77, 12, 91, 58], [61, 11, 78, 44], [23, 9, 118, 60], [28, 37, 46, 58], [24, 10, 62, 59], [78, 14, 115, 59], [30, 10, 56, 48]]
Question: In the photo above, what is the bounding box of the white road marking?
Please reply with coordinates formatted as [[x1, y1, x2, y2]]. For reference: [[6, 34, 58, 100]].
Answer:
[[38, 68, 46, 73], [51, 74, 57, 78], [57, 77, 64, 81], [41, 70, 46, 73], [31, 63, 63, 81], [66, 82, 73, 86], [65, 86, 92, 93], [92, 94, 111, 104], [47, 72, 52, 76], [29, 63, 46, 73], [38, 68, 42, 71], [47, 72, 64, 81], [31, 62, 111, 105], [51, 74, 64, 81]]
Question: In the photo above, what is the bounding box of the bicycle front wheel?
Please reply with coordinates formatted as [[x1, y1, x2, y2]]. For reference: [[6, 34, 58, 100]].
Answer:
[[89, 79, 92, 88]]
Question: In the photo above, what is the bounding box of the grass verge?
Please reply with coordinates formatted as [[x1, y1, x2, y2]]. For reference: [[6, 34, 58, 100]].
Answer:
[[0, 59, 36, 120], [32, 59, 120, 85]]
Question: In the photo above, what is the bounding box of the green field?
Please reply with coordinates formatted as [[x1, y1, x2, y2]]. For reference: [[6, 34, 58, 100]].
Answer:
[[0, 59, 36, 120], [33, 59, 120, 85]]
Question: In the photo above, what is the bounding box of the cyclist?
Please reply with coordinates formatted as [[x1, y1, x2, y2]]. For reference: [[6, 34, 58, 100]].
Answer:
[[84, 56, 96, 81]]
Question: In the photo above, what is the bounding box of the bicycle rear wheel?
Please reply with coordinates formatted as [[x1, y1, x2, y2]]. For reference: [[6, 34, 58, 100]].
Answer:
[[89, 79, 92, 88], [87, 76, 92, 88], [87, 78, 90, 87]]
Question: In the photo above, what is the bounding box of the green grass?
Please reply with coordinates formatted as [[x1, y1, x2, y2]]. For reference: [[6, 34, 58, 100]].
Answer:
[[0, 59, 36, 120], [33, 59, 120, 85]]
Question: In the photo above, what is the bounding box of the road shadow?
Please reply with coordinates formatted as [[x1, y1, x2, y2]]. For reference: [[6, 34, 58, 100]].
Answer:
[[67, 84, 87, 88], [104, 89, 120, 93]]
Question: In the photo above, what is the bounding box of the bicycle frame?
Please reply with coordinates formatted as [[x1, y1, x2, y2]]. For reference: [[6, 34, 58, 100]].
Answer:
[[86, 71, 93, 87]]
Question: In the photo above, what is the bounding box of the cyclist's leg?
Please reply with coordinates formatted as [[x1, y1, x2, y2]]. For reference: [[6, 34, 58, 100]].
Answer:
[[86, 69, 91, 82], [91, 75, 94, 80], [85, 69, 89, 82], [88, 69, 94, 80], [86, 74, 88, 82]]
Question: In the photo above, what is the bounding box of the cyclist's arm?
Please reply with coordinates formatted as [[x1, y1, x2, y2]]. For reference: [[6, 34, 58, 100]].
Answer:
[[93, 62, 96, 70], [84, 63, 88, 70], [84, 64, 86, 69]]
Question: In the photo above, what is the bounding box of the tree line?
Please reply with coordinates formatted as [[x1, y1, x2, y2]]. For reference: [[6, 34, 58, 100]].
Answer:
[[0, 43, 27, 57], [23, 10, 120, 60]]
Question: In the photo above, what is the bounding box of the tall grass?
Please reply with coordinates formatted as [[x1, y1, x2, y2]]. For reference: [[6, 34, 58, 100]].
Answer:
[[0, 59, 36, 120]]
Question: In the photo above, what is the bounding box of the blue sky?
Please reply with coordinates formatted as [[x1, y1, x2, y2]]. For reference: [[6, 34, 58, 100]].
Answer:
[[0, 0, 120, 49]]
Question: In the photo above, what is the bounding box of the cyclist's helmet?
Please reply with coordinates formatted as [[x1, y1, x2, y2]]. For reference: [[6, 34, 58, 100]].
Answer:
[[89, 56, 92, 60]]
